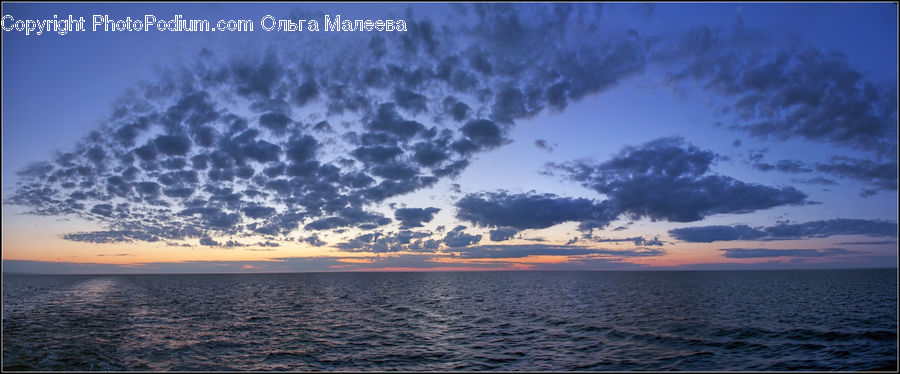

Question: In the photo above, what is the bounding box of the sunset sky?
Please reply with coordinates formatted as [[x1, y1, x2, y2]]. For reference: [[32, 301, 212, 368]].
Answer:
[[2, 3, 897, 273]]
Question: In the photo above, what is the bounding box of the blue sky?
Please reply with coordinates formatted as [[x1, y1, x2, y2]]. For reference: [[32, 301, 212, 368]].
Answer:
[[2, 3, 897, 273]]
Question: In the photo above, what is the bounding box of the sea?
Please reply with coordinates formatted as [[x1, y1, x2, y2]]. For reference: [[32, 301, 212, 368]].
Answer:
[[2, 269, 897, 371]]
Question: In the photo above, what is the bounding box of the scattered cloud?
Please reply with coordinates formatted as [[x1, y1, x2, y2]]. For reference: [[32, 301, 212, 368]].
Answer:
[[534, 139, 555, 152], [451, 244, 665, 259], [6, 4, 653, 246], [670, 218, 898, 242], [655, 23, 897, 159], [720, 247, 856, 258]]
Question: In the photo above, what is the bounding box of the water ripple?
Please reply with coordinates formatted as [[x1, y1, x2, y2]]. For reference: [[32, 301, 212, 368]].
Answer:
[[3, 270, 897, 371]]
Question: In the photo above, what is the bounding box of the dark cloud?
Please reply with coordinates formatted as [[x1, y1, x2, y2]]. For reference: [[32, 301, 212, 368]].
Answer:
[[534, 139, 554, 152], [749, 154, 896, 194], [336, 230, 435, 253], [656, 24, 897, 159], [670, 218, 897, 243], [303, 235, 326, 247], [393, 89, 428, 115], [154, 135, 192, 156], [834, 240, 896, 245], [763, 219, 898, 240], [489, 226, 519, 241], [549, 137, 808, 222], [589, 236, 664, 246], [443, 225, 482, 248], [199, 237, 220, 247], [456, 191, 615, 232], [291, 79, 319, 107], [752, 159, 813, 173], [720, 248, 855, 259], [814, 156, 897, 192], [242, 205, 276, 219], [453, 244, 665, 259], [258, 112, 293, 134], [33, 5, 636, 246], [63, 230, 159, 244], [304, 207, 392, 231], [796, 177, 839, 186], [9, 4, 886, 251], [669, 225, 767, 243], [365, 103, 426, 140], [460, 119, 508, 149], [394, 207, 440, 228], [90, 204, 114, 217]]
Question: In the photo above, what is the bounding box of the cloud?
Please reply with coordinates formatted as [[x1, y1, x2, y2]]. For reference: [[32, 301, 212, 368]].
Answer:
[[752, 159, 813, 173], [749, 155, 897, 194], [63, 230, 161, 244], [763, 219, 898, 239], [452, 244, 665, 259], [5, 3, 890, 251], [670, 218, 898, 242], [443, 225, 482, 248], [656, 24, 897, 159], [834, 240, 896, 245], [336, 230, 435, 253], [549, 137, 808, 222], [394, 207, 441, 228], [588, 236, 664, 246], [11, 8, 562, 245], [534, 139, 554, 152], [668, 225, 767, 243], [455, 191, 616, 233], [304, 207, 392, 231], [814, 156, 897, 192], [489, 226, 519, 241], [795, 177, 839, 186], [720, 248, 855, 258]]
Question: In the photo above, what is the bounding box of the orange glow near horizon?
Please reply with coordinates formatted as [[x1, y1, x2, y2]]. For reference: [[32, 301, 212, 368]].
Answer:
[[5, 208, 895, 271]]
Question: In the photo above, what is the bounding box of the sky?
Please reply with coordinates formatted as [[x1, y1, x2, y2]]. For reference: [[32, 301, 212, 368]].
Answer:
[[1, 2, 898, 274]]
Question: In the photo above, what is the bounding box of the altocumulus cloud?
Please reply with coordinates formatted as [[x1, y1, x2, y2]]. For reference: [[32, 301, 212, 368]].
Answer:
[[6, 4, 893, 250], [7, 4, 654, 246]]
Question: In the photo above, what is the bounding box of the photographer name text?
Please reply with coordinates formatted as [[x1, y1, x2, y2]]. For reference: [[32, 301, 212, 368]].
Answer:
[[2, 14, 408, 36]]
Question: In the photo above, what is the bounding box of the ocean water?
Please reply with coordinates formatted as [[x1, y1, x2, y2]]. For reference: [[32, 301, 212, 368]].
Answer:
[[2, 269, 897, 371]]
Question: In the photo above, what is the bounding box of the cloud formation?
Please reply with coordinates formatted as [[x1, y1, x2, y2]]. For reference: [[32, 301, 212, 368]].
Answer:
[[336, 230, 437, 253], [669, 218, 898, 243], [451, 244, 665, 259], [455, 191, 615, 234], [394, 207, 441, 228], [5, 4, 893, 255], [655, 23, 898, 159], [720, 248, 855, 259], [814, 156, 898, 193], [748, 155, 896, 194], [6, 4, 655, 246], [548, 137, 808, 222]]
